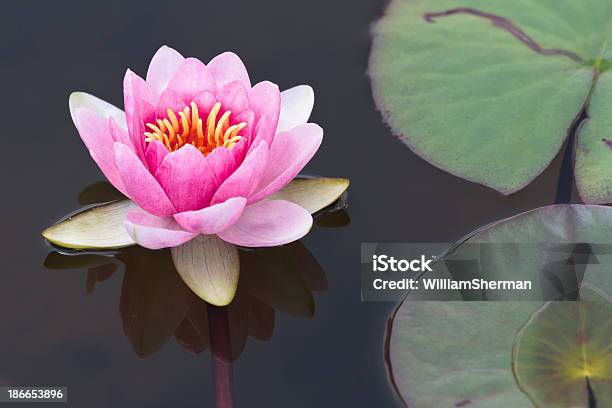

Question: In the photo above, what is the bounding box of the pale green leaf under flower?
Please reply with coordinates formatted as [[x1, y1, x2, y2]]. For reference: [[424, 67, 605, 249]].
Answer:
[[171, 235, 239, 306], [42, 200, 137, 249], [42, 177, 349, 250], [270, 177, 349, 214]]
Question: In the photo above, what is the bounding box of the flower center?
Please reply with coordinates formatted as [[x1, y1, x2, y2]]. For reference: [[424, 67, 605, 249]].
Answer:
[[144, 102, 246, 155]]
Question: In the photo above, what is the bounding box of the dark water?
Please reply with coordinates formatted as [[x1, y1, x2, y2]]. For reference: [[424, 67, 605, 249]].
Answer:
[[1, 1, 576, 407]]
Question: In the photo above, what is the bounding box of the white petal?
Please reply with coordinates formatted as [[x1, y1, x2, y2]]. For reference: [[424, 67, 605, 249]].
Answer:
[[145, 45, 185, 99], [277, 85, 314, 132], [69, 92, 126, 130]]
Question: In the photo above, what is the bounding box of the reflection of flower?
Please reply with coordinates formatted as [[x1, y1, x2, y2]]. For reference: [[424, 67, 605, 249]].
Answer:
[[71, 45, 322, 249], [45, 242, 328, 361]]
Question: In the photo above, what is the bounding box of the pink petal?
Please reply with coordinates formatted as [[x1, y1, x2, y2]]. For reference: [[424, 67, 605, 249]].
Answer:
[[167, 58, 216, 101], [192, 90, 216, 114], [124, 70, 155, 158], [109, 117, 133, 150], [146, 46, 185, 100], [211, 140, 269, 205], [278, 85, 314, 132], [206, 146, 236, 185], [144, 140, 169, 174], [155, 144, 217, 212], [229, 137, 249, 165], [248, 115, 274, 154], [126, 107, 151, 161], [114, 142, 176, 217], [249, 123, 323, 203], [157, 88, 186, 114], [217, 200, 313, 247], [207, 52, 251, 89], [174, 197, 247, 234], [124, 208, 196, 250], [75, 108, 127, 195], [216, 80, 249, 115], [248, 81, 281, 140]]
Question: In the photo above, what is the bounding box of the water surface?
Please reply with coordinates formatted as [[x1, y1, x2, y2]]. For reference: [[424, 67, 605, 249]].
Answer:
[[1, 0, 574, 406]]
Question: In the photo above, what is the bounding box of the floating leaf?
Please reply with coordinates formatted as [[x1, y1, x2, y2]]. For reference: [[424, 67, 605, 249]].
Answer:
[[451, 204, 612, 300], [513, 289, 612, 407], [370, 1, 612, 200], [43, 177, 348, 250], [171, 235, 240, 307], [388, 204, 612, 407], [575, 78, 612, 203], [389, 302, 538, 407], [270, 177, 349, 214], [42, 200, 136, 249]]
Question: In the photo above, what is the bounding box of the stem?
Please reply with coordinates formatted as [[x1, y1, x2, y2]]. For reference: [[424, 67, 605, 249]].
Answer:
[[208, 305, 234, 408]]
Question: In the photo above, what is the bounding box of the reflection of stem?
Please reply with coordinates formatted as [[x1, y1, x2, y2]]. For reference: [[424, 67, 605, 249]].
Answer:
[[208, 305, 234, 408]]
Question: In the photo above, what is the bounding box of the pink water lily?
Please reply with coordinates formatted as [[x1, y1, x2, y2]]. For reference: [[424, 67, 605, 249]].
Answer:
[[70, 46, 322, 249]]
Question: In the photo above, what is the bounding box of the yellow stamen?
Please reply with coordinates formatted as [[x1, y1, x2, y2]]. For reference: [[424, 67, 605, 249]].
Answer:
[[143, 100, 247, 156], [167, 108, 179, 131], [224, 135, 243, 148], [162, 134, 171, 150], [224, 123, 247, 142], [146, 123, 163, 134], [197, 118, 204, 147], [179, 109, 190, 139], [163, 118, 175, 143], [215, 111, 231, 145], [207, 102, 221, 146], [190, 102, 199, 133]]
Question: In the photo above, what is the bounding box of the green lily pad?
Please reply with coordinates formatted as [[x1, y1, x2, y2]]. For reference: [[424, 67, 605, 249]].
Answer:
[[575, 74, 612, 203], [387, 204, 612, 407], [513, 290, 612, 407], [389, 302, 539, 407], [370, 1, 612, 200]]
